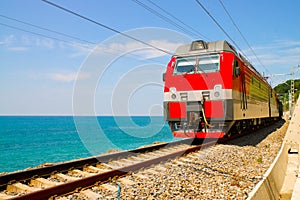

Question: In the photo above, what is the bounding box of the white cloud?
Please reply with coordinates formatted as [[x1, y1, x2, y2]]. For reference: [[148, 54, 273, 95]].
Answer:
[[0, 35, 15, 45], [49, 72, 90, 82], [1, 34, 182, 60], [92, 40, 182, 59], [243, 40, 300, 68], [67, 42, 95, 58], [35, 38, 54, 49], [8, 47, 29, 52], [1, 34, 56, 51]]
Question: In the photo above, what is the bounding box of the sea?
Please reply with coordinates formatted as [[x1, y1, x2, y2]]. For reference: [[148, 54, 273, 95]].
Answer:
[[0, 116, 177, 173]]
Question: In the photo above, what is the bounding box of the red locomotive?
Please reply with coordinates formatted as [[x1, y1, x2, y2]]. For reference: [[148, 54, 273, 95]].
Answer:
[[163, 40, 282, 138]]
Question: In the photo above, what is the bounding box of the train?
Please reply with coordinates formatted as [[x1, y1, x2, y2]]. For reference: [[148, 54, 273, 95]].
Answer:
[[163, 40, 282, 138]]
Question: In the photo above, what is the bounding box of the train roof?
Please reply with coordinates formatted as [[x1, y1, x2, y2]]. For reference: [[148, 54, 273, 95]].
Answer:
[[174, 40, 237, 56], [174, 40, 269, 86]]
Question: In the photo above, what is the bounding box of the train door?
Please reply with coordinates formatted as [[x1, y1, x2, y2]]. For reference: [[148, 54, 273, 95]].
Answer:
[[234, 59, 247, 111], [241, 71, 247, 110]]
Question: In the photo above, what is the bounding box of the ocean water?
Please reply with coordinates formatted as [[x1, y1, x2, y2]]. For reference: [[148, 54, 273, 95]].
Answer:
[[0, 116, 176, 173]]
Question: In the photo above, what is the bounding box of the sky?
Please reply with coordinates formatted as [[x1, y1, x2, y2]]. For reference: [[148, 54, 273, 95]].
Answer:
[[1, 0, 300, 116]]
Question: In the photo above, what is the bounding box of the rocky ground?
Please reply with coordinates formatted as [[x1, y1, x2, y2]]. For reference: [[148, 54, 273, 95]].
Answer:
[[60, 120, 288, 200], [117, 120, 288, 200]]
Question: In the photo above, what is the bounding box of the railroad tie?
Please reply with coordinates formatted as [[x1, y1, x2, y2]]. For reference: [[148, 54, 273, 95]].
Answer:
[[99, 183, 118, 192], [127, 156, 143, 162], [180, 157, 195, 163], [30, 178, 57, 188], [185, 154, 201, 160], [52, 173, 79, 182], [119, 177, 135, 186], [153, 165, 167, 173], [172, 160, 186, 166], [131, 173, 149, 180], [137, 154, 151, 159], [80, 190, 102, 199], [7, 182, 39, 194], [115, 158, 136, 165], [0, 193, 15, 200], [83, 166, 109, 173], [142, 169, 159, 175], [96, 163, 114, 170], [69, 169, 93, 177]]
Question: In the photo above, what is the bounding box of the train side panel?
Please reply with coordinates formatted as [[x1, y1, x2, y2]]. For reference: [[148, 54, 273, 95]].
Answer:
[[231, 55, 279, 120]]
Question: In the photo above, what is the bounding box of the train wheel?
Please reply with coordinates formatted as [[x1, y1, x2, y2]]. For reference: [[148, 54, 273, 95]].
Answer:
[[235, 121, 242, 134]]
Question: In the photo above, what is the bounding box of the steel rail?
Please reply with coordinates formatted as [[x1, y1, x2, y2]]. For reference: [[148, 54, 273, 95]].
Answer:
[[1, 120, 282, 199], [0, 139, 193, 190], [9, 139, 219, 200]]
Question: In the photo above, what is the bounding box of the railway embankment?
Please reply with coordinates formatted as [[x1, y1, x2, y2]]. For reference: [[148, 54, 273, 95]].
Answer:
[[0, 116, 290, 199], [248, 97, 300, 200]]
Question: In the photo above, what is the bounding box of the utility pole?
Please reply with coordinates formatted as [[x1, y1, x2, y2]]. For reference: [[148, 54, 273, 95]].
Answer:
[[268, 73, 291, 112], [290, 65, 300, 115]]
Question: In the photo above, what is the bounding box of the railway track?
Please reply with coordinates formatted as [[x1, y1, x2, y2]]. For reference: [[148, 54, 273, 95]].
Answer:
[[0, 138, 211, 200], [0, 121, 282, 200]]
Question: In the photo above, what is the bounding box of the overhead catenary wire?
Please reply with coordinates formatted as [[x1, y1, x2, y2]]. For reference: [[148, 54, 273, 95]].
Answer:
[[0, 22, 92, 49], [0, 14, 96, 45], [0, 18, 168, 66], [1, 15, 95, 45], [217, 0, 270, 73], [41, 0, 172, 55], [217, 0, 284, 85], [194, 0, 248, 59], [144, 0, 210, 40], [132, 0, 209, 40]]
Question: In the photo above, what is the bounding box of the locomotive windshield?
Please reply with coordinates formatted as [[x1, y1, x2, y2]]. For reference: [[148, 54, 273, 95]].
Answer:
[[173, 54, 220, 74]]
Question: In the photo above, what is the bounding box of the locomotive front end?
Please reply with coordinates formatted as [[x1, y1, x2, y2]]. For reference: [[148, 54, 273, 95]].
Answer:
[[163, 40, 235, 138]]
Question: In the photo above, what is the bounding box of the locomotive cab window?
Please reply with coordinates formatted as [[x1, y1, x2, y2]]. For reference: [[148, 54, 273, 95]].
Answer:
[[233, 59, 240, 77], [173, 54, 220, 75]]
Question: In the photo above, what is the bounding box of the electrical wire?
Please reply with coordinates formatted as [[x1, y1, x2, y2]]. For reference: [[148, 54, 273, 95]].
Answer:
[[194, 0, 247, 58], [144, 0, 210, 40], [217, 0, 285, 85], [0, 22, 92, 49], [132, 0, 209, 40], [145, 0, 210, 40], [0, 14, 96, 45], [41, 0, 172, 55], [217, 0, 269, 73], [0, 20, 169, 66]]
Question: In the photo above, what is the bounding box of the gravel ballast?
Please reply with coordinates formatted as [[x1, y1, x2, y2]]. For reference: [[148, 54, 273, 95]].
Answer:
[[118, 120, 288, 200]]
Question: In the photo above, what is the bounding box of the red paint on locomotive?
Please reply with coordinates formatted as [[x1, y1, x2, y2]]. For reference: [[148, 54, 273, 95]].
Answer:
[[163, 40, 282, 138]]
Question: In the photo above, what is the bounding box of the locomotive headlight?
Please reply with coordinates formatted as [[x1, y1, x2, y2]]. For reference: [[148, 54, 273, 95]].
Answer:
[[171, 94, 177, 99], [214, 91, 220, 98], [190, 40, 208, 51], [170, 87, 176, 94], [170, 87, 177, 100], [213, 84, 222, 99]]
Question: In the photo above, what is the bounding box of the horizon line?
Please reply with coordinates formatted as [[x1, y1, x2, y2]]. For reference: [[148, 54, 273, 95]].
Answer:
[[0, 114, 164, 117]]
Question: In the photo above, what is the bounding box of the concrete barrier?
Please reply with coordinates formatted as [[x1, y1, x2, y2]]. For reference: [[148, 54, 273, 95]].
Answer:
[[247, 143, 289, 199], [248, 97, 300, 200]]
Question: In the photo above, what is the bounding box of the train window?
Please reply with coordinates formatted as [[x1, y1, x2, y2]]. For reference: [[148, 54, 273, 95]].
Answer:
[[174, 54, 220, 74], [174, 57, 196, 74], [233, 59, 240, 77]]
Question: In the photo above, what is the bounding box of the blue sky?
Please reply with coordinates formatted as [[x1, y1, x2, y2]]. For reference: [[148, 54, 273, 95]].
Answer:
[[1, 0, 300, 115]]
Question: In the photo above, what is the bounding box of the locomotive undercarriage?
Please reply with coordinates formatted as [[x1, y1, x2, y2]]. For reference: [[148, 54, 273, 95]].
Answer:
[[168, 109, 234, 137], [168, 110, 279, 138], [229, 117, 279, 136]]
